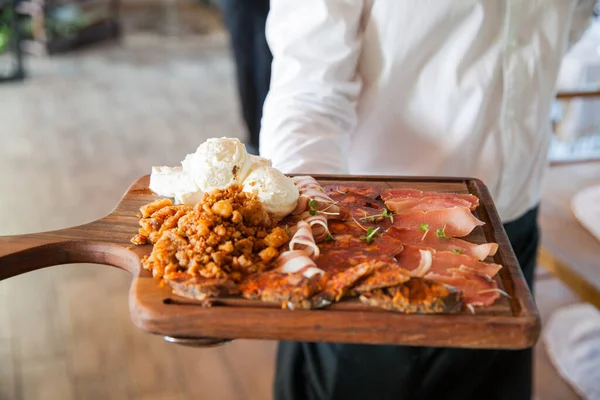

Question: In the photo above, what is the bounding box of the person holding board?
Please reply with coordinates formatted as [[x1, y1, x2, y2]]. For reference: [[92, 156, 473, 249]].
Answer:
[[259, 1, 598, 399]]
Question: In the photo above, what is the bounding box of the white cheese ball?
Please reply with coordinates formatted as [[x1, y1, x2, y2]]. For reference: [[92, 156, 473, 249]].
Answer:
[[187, 137, 253, 192], [242, 166, 299, 219]]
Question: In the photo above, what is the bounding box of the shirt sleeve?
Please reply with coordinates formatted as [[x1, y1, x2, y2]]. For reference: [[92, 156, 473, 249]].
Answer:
[[259, 0, 366, 175], [567, 0, 597, 49]]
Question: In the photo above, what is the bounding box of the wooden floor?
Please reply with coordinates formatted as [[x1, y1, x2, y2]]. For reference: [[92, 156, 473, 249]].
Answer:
[[0, 29, 583, 400]]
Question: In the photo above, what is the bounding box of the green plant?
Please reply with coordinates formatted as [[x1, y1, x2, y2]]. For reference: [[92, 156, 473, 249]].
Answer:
[[0, 8, 12, 54]]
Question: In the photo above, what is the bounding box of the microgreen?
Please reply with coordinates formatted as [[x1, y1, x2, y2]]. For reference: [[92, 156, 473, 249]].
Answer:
[[359, 208, 394, 223], [451, 249, 462, 254], [308, 199, 319, 215], [419, 223, 430, 241], [436, 224, 448, 239], [360, 226, 380, 244], [307, 198, 340, 217]]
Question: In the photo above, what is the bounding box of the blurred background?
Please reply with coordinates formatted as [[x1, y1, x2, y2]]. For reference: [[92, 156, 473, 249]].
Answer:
[[0, 1, 599, 399]]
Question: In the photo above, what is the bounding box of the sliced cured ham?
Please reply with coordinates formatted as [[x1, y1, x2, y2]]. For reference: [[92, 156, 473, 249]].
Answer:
[[395, 246, 502, 278], [304, 213, 330, 242], [411, 249, 434, 278], [289, 221, 321, 258], [395, 246, 431, 273], [273, 250, 323, 277], [285, 212, 331, 243], [291, 176, 341, 216], [430, 251, 501, 278], [391, 207, 484, 237], [425, 266, 502, 306], [386, 196, 476, 213], [386, 227, 498, 261], [380, 246, 434, 278], [381, 189, 479, 210], [271, 221, 325, 279], [380, 189, 423, 201]]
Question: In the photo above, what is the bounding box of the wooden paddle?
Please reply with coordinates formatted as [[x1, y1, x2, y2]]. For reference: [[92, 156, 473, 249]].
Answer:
[[0, 174, 541, 349]]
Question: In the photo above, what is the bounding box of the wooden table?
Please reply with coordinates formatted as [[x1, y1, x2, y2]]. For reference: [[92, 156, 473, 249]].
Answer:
[[538, 162, 600, 309]]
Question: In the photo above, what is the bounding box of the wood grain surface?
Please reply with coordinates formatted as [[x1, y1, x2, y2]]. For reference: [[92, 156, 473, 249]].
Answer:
[[0, 175, 540, 349]]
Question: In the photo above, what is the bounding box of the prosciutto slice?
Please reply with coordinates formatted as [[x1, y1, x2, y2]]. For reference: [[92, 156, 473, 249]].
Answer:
[[386, 227, 498, 261], [386, 196, 476, 213], [425, 266, 502, 306], [291, 176, 340, 216], [429, 251, 501, 278], [380, 189, 423, 201], [395, 246, 502, 278], [411, 249, 433, 278], [391, 207, 484, 237], [381, 189, 479, 210]]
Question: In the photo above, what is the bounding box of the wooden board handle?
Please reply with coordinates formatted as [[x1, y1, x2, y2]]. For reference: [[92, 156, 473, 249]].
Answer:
[[0, 225, 142, 281]]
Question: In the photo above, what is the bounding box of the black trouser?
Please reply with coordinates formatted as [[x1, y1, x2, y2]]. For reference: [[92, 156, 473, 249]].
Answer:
[[274, 206, 539, 400], [219, 0, 272, 155]]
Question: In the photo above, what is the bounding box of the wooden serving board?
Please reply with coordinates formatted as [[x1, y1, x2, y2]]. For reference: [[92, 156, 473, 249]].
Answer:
[[0, 175, 540, 349]]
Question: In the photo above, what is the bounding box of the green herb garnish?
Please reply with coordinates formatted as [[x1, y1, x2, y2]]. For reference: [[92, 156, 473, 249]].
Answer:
[[325, 234, 335, 242], [436, 224, 448, 239], [419, 223, 430, 241], [359, 208, 394, 223], [451, 249, 462, 254], [307, 199, 319, 215], [307, 198, 341, 217], [360, 226, 380, 244]]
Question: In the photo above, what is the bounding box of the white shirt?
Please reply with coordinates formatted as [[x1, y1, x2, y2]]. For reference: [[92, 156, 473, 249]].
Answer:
[[259, 0, 597, 222]]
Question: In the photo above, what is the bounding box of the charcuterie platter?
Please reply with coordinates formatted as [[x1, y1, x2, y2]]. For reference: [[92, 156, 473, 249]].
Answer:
[[0, 138, 540, 349]]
